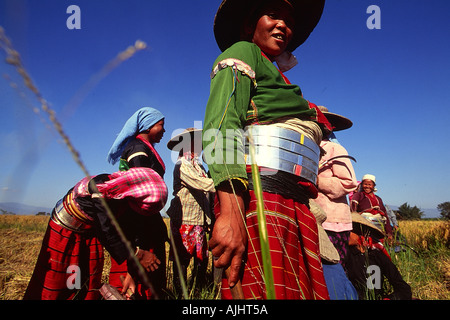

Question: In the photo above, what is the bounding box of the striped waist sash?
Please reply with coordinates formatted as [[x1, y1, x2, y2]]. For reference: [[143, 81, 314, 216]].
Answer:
[[51, 192, 93, 233]]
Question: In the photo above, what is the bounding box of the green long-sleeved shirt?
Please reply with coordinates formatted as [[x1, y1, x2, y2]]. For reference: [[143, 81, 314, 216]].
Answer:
[[203, 41, 318, 187]]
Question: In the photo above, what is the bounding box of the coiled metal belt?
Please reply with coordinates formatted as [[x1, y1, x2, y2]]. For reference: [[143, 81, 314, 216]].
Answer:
[[244, 125, 320, 184], [51, 194, 92, 233]]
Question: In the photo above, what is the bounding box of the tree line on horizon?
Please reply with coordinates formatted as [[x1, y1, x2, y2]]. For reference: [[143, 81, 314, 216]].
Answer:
[[395, 201, 450, 220], [0, 209, 50, 216]]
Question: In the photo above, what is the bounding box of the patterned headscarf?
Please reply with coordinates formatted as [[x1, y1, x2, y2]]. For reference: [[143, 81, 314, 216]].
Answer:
[[107, 107, 165, 165], [73, 167, 168, 215]]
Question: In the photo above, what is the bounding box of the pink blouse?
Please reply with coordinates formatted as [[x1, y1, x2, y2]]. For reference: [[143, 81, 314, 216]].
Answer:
[[315, 140, 358, 232]]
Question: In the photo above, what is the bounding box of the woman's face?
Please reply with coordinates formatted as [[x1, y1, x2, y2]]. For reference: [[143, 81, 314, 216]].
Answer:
[[362, 180, 375, 194], [147, 119, 165, 143], [251, 2, 295, 60]]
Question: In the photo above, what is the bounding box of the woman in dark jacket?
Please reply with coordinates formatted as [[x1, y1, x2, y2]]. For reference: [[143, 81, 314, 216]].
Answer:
[[345, 213, 412, 300], [107, 107, 168, 299], [350, 174, 393, 238]]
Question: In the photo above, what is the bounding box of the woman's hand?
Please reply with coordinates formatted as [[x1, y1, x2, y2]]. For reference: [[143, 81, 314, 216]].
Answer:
[[136, 249, 161, 272], [208, 183, 247, 288], [120, 273, 136, 300]]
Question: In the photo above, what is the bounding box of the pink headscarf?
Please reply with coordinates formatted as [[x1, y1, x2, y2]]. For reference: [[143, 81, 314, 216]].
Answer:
[[73, 167, 168, 215]]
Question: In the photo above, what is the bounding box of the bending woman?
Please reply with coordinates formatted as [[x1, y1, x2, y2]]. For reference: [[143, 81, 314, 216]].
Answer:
[[23, 167, 168, 300]]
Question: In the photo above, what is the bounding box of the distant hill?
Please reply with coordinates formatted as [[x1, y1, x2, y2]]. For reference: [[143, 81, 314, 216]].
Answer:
[[0, 202, 52, 216], [421, 208, 440, 218]]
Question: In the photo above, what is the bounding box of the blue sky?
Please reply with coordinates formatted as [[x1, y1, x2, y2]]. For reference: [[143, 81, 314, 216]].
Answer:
[[1, 0, 449, 214]]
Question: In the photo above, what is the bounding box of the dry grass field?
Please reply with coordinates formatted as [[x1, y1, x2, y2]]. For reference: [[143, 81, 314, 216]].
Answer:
[[0, 214, 449, 300], [0, 215, 50, 299], [391, 220, 450, 300]]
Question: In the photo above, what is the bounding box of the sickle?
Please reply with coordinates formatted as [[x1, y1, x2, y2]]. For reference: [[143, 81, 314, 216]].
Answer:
[[319, 155, 357, 169]]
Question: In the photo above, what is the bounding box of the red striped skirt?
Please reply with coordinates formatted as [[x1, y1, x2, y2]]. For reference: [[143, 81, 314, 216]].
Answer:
[[108, 258, 154, 299], [220, 191, 330, 300], [23, 219, 104, 300]]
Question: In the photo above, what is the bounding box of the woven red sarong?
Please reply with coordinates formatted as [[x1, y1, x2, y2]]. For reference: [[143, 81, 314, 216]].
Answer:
[[220, 191, 330, 300], [23, 219, 104, 300]]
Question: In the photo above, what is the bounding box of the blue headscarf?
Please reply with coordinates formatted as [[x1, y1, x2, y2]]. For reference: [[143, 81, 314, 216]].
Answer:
[[329, 132, 341, 145], [107, 107, 165, 165]]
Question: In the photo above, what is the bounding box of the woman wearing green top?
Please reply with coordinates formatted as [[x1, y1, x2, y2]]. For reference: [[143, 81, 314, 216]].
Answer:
[[203, 0, 332, 299]]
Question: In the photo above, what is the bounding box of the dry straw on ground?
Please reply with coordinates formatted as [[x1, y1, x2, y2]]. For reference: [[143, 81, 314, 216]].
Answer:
[[0, 216, 49, 299]]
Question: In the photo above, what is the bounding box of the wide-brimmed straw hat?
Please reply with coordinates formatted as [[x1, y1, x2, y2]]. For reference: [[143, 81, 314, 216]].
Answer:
[[318, 106, 353, 131], [167, 127, 203, 152], [213, 0, 325, 52], [351, 212, 385, 240], [309, 200, 340, 264]]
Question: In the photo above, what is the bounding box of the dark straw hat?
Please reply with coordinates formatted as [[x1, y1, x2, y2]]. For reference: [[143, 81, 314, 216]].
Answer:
[[213, 0, 326, 52], [351, 213, 385, 240], [318, 106, 353, 131], [167, 127, 203, 152]]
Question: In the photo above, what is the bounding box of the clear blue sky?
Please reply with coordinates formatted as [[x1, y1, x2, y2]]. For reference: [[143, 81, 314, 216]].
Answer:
[[1, 0, 449, 213]]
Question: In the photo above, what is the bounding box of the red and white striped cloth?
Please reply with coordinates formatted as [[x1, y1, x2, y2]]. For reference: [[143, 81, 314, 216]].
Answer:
[[220, 190, 330, 300], [23, 219, 104, 300]]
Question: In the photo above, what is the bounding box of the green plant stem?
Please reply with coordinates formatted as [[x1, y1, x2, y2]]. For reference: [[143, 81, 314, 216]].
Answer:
[[168, 227, 189, 299], [248, 129, 276, 299]]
